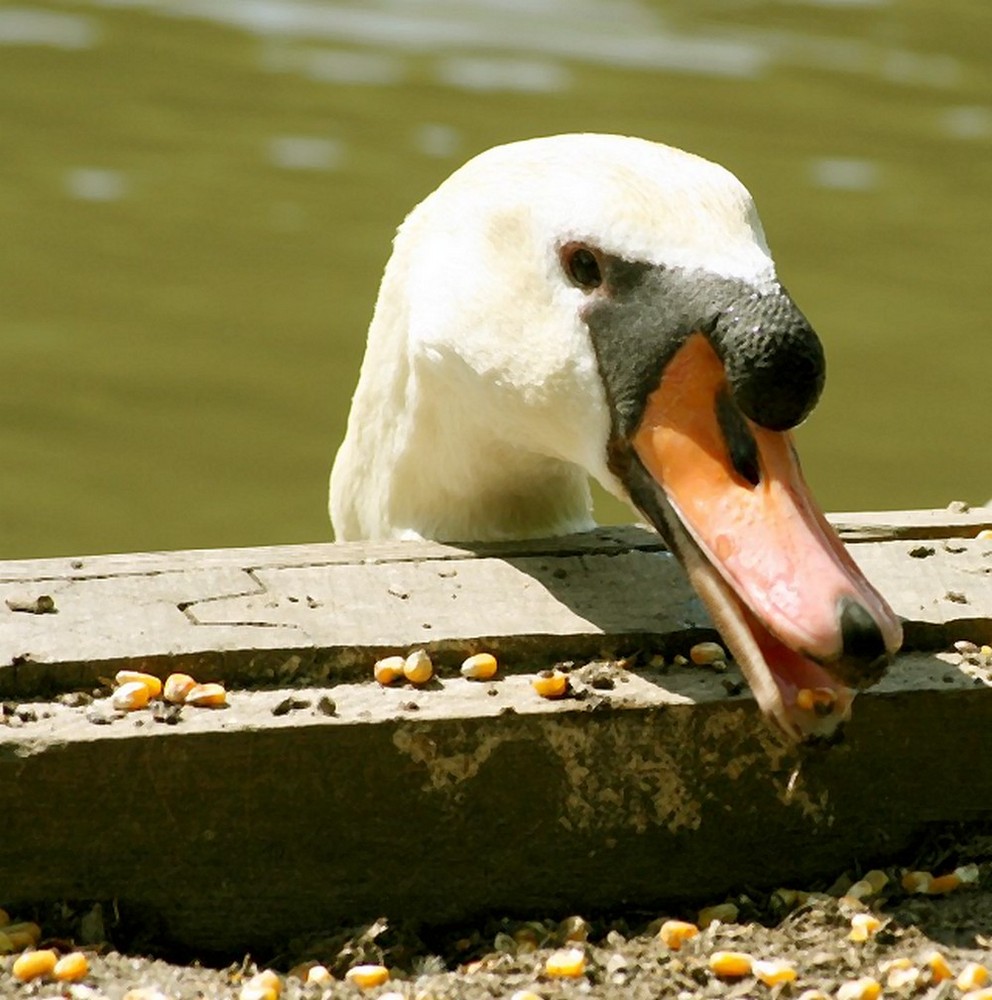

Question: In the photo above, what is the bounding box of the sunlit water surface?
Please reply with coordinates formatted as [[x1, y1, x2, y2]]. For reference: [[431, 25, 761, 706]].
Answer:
[[1, 0, 989, 558]]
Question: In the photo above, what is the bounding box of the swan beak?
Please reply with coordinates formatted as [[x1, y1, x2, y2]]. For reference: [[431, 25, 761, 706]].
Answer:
[[626, 333, 903, 741]]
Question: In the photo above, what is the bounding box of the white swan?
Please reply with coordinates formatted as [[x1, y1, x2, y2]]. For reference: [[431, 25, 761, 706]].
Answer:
[[330, 133, 902, 741]]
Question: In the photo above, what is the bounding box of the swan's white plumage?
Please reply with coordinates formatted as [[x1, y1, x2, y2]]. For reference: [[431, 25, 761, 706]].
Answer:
[[330, 133, 777, 542]]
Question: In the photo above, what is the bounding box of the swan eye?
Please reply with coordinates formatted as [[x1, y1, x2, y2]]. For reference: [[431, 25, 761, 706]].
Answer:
[[563, 245, 603, 290]]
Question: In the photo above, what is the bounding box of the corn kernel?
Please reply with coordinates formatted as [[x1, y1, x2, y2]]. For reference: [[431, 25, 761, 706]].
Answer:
[[252, 970, 281, 996], [345, 964, 390, 989], [379, 993, 406, 1000], [12, 949, 58, 982], [53, 951, 89, 982], [901, 870, 932, 893], [698, 902, 738, 928], [532, 670, 568, 699], [848, 912, 882, 941], [689, 641, 725, 665], [885, 964, 920, 990], [510, 992, 543, 1000], [163, 672, 197, 703], [115, 670, 163, 699], [3, 922, 42, 949], [976, 529, 992, 541], [374, 656, 406, 685], [795, 686, 837, 715], [122, 988, 170, 1000], [927, 873, 962, 894], [836, 976, 881, 1000], [956, 863, 980, 884], [404, 649, 434, 685], [184, 682, 227, 707], [960, 990, 992, 1000], [957, 963, 989, 991], [557, 915, 590, 942], [658, 919, 699, 951], [926, 951, 953, 982], [305, 965, 332, 986], [752, 958, 796, 985], [239, 984, 276, 1000], [708, 951, 752, 978], [863, 869, 889, 893], [461, 652, 498, 680], [796, 992, 831, 1000], [544, 948, 586, 977], [846, 879, 875, 900], [112, 680, 151, 711]]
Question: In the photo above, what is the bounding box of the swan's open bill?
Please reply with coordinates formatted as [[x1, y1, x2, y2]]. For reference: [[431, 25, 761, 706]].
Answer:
[[330, 134, 903, 741]]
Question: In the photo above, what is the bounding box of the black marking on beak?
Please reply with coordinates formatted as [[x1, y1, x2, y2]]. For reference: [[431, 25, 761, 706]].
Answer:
[[838, 597, 888, 665], [715, 388, 760, 487]]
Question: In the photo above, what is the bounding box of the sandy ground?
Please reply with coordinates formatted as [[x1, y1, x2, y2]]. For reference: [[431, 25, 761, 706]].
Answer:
[[3, 826, 990, 999]]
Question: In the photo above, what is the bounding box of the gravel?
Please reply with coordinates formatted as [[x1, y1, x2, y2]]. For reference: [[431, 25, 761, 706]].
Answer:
[[3, 826, 991, 999]]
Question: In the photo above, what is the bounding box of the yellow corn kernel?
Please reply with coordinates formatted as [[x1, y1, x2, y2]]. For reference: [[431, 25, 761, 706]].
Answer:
[[795, 686, 837, 714], [960, 990, 992, 1000], [252, 970, 282, 996], [698, 902, 738, 928], [53, 951, 89, 982], [544, 948, 586, 978], [863, 869, 889, 893], [12, 949, 58, 982], [976, 529, 992, 541], [957, 963, 989, 992], [374, 656, 406, 686], [846, 879, 875, 900], [239, 984, 276, 1000], [901, 870, 932, 893], [689, 641, 725, 665], [163, 672, 197, 704], [558, 915, 590, 942], [927, 872, 962, 894], [926, 950, 954, 982], [708, 951, 752, 978], [305, 964, 332, 986], [404, 649, 434, 685], [184, 682, 227, 707], [848, 912, 882, 941], [752, 959, 797, 986], [345, 964, 390, 989], [510, 992, 543, 1000], [115, 670, 163, 699], [956, 863, 980, 884], [111, 680, 151, 711], [532, 670, 568, 699], [461, 652, 498, 680], [756, 958, 799, 986], [836, 977, 881, 1000], [3, 922, 42, 949], [658, 919, 699, 951], [885, 964, 920, 990]]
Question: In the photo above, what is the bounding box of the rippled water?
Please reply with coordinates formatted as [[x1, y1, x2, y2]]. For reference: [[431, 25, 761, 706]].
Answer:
[[1, 1, 989, 558]]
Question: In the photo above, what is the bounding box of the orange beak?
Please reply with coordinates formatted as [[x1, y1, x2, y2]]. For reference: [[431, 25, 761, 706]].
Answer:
[[631, 333, 902, 740]]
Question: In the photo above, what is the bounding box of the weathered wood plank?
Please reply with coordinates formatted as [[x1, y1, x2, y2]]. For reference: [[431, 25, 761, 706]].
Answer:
[[1, 510, 991, 955]]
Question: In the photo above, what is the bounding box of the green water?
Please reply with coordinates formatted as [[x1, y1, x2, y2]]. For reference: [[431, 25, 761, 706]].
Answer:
[[1, 1, 989, 559]]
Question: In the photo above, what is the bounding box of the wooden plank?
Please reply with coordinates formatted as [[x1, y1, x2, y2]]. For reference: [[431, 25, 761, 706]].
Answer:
[[1, 509, 991, 954]]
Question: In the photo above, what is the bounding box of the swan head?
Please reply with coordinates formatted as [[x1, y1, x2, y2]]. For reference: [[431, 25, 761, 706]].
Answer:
[[331, 133, 903, 741]]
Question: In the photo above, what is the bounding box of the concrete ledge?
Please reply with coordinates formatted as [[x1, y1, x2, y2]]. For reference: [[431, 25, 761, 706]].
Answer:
[[2, 510, 992, 953]]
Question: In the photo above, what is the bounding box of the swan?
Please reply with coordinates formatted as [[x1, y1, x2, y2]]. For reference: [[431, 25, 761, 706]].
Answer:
[[330, 133, 902, 741]]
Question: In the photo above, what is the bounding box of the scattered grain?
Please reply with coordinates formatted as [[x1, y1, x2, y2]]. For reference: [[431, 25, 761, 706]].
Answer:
[[532, 670, 569, 699], [836, 976, 881, 1000], [163, 673, 197, 703], [184, 682, 227, 707], [53, 951, 89, 982], [658, 920, 699, 951], [689, 641, 725, 665], [374, 656, 406, 686], [111, 681, 151, 711], [12, 948, 58, 982], [752, 958, 797, 986], [461, 652, 498, 680], [698, 902, 738, 928], [404, 649, 434, 685], [708, 951, 752, 978], [345, 964, 390, 989], [957, 963, 989, 991], [114, 670, 163, 698], [544, 948, 586, 977]]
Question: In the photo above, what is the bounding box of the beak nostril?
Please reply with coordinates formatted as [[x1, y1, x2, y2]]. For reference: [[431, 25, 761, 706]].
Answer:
[[838, 597, 887, 663]]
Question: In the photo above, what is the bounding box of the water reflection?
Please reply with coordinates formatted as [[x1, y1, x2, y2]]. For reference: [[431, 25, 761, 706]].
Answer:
[[1, 0, 989, 558]]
